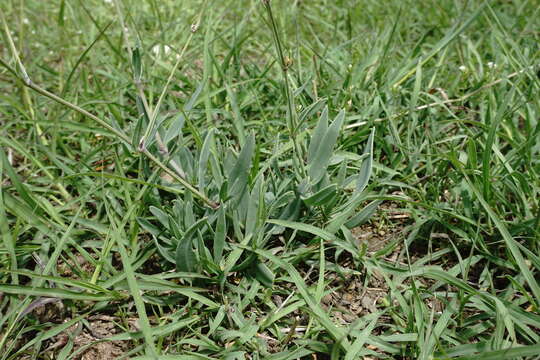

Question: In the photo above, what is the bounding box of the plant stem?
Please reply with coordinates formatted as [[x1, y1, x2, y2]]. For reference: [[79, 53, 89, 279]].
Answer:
[[262, 0, 306, 177], [112, 0, 203, 184], [0, 23, 218, 210]]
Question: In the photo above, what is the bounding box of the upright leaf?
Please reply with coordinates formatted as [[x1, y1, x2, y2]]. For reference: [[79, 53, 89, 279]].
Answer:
[[308, 110, 345, 183], [198, 129, 215, 191], [307, 106, 329, 163], [253, 261, 275, 288], [0, 149, 39, 213], [175, 218, 207, 272], [228, 133, 255, 204], [214, 206, 226, 264], [356, 128, 375, 194], [229, 133, 255, 182]]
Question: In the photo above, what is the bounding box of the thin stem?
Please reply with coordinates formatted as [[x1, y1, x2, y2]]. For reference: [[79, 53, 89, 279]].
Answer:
[[138, 0, 207, 150], [262, 0, 305, 177], [0, 22, 218, 209], [112, 0, 202, 184]]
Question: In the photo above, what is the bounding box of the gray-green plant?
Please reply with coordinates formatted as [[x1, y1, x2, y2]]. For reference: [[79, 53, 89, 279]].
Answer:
[[0, 0, 539, 359]]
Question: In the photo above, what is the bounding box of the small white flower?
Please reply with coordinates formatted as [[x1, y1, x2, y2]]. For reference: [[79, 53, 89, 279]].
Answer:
[[22, 18, 30, 25], [458, 65, 467, 72], [487, 61, 497, 69], [104, 0, 113, 3], [151, 44, 172, 57]]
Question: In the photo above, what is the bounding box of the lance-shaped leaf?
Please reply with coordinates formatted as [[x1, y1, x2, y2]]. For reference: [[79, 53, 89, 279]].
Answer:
[[213, 206, 226, 264], [228, 133, 255, 205], [356, 127, 375, 194], [176, 217, 207, 272], [198, 128, 215, 191], [253, 261, 275, 288], [308, 110, 345, 183], [301, 183, 338, 207], [307, 106, 329, 163]]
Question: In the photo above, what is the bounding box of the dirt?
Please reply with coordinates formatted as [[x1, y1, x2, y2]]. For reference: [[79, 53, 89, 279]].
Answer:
[[57, 254, 97, 279], [43, 315, 129, 360], [306, 201, 411, 351], [256, 201, 412, 354], [71, 316, 128, 360]]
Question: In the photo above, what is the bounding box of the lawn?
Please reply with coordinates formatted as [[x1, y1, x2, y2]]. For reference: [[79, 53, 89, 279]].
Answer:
[[1, 0, 539, 359]]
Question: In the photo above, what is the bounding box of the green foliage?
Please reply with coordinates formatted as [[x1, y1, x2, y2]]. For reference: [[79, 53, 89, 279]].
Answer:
[[0, 0, 539, 358], [141, 103, 374, 282]]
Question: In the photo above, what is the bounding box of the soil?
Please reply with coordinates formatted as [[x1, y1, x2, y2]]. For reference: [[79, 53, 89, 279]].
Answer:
[[37, 315, 129, 360], [322, 201, 411, 323]]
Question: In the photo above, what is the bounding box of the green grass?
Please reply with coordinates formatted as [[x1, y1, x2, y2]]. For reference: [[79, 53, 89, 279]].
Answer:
[[1, 0, 539, 358]]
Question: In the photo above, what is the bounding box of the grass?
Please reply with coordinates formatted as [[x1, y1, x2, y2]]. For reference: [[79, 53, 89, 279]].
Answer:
[[0, 0, 539, 358]]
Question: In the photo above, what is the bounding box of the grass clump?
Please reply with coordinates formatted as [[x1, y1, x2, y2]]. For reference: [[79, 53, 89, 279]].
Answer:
[[0, 0, 539, 359]]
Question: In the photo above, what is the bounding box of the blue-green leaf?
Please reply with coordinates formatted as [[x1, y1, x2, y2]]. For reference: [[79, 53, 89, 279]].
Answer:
[[214, 206, 226, 264], [198, 128, 215, 191], [307, 106, 329, 163], [356, 128, 375, 194], [308, 110, 345, 183], [301, 183, 337, 207], [175, 217, 207, 272]]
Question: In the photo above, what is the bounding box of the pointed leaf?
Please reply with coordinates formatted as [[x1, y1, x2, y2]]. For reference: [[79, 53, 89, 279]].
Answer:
[[175, 217, 207, 272], [228, 133, 255, 204], [356, 128, 375, 194], [0, 149, 39, 212], [214, 206, 226, 263], [198, 129, 215, 191], [267, 219, 336, 241], [229, 133, 255, 182], [307, 106, 329, 163], [301, 183, 338, 207], [253, 261, 274, 288], [308, 110, 345, 183], [344, 200, 381, 228], [184, 81, 205, 112], [149, 206, 170, 229]]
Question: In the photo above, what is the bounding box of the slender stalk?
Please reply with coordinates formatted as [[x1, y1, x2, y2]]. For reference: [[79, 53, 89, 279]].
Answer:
[[112, 0, 203, 184], [17, 0, 47, 147], [0, 22, 218, 209], [138, 0, 207, 151], [262, 0, 305, 176]]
